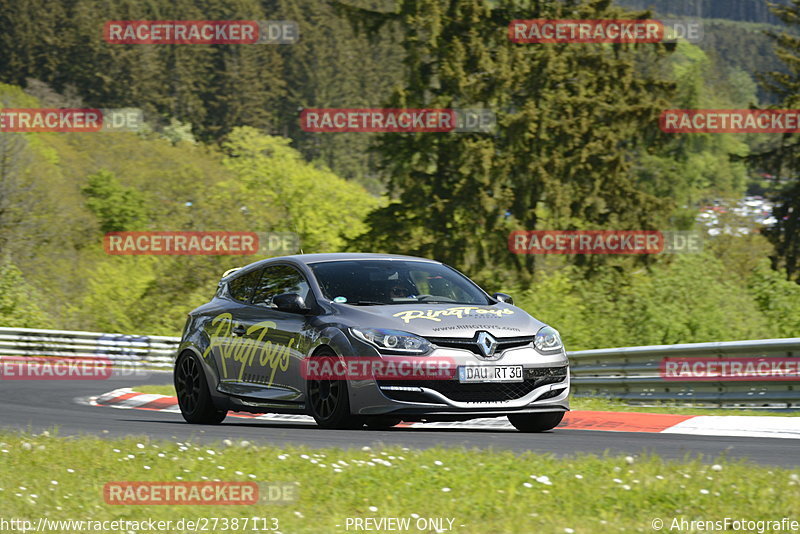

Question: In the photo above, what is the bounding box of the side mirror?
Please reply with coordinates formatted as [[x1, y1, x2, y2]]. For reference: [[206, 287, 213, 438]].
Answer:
[[492, 292, 514, 305], [273, 293, 309, 314]]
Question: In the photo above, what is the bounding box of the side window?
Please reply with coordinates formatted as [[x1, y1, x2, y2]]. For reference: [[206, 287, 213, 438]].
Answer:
[[252, 265, 310, 307], [227, 269, 262, 302]]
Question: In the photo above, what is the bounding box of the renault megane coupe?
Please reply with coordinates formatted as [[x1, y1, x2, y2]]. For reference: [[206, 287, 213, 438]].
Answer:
[[174, 253, 569, 432]]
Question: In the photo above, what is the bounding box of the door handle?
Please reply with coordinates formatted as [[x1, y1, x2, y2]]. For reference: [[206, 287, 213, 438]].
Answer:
[[232, 325, 246, 337]]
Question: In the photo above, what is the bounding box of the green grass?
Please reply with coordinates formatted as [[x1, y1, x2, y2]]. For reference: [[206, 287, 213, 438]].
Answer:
[[132, 384, 176, 396], [128, 385, 800, 417], [0, 431, 797, 533]]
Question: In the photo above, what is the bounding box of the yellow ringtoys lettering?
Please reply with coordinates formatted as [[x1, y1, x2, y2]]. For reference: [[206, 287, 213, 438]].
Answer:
[[393, 306, 514, 323], [202, 313, 293, 385]]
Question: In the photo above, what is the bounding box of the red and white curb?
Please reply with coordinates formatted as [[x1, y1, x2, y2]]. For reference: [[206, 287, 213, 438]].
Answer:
[[89, 388, 800, 439]]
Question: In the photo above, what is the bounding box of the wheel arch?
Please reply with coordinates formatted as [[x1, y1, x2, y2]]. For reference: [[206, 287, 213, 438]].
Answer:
[[174, 347, 226, 409]]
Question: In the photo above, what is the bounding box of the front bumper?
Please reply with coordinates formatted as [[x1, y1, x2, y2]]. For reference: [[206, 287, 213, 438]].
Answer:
[[347, 345, 570, 417]]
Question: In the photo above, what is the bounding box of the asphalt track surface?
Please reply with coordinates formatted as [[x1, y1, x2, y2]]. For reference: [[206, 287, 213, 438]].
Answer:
[[1, 371, 798, 467]]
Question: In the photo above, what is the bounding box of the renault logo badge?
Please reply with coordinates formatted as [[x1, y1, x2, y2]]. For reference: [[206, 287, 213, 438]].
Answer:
[[476, 331, 498, 358]]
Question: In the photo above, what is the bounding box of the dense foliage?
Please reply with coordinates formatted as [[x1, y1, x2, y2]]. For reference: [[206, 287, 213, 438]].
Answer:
[[617, 0, 790, 24], [0, 0, 797, 345]]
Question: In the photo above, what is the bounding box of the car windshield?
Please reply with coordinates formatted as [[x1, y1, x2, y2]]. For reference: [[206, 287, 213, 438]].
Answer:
[[309, 260, 491, 306]]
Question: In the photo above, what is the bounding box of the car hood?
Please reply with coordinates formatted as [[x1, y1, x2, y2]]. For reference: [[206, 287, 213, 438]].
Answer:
[[330, 302, 546, 338]]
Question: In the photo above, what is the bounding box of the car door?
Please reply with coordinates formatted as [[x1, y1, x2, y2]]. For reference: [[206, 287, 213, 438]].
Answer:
[[204, 268, 261, 385], [230, 264, 311, 401]]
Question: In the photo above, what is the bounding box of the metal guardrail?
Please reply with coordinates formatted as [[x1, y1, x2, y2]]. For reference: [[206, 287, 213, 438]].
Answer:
[[0, 327, 179, 369], [569, 338, 800, 408], [1, 327, 798, 407]]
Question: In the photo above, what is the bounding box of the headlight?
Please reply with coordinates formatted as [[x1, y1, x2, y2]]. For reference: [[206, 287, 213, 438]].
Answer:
[[534, 326, 563, 353], [350, 328, 432, 355]]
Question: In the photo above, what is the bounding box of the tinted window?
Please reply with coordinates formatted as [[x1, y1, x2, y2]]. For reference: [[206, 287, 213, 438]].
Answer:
[[309, 260, 490, 305], [252, 265, 311, 307], [227, 269, 261, 302]]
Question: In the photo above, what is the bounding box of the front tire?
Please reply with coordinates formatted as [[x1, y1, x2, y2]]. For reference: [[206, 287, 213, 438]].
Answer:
[[175, 352, 227, 424], [507, 411, 564, 433], [307, 351, 361, 429]]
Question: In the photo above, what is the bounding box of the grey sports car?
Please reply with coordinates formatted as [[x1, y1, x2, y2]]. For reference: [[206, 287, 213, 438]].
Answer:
[[174, 253, 569, 432]]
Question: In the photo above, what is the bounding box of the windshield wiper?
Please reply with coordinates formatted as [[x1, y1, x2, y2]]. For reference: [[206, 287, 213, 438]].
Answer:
[[416, 295, 455, 303], [348, 300, 389, 306]]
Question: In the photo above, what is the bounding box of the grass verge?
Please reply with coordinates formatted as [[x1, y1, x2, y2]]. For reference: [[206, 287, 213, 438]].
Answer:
[[131, 384, 175, 396], [0, 431, 798, 534]]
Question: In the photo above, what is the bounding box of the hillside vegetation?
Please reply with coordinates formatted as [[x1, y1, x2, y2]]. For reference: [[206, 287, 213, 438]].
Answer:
[[0, 0, 798, 345]]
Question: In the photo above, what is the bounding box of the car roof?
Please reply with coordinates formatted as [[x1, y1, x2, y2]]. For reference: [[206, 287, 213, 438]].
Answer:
[[221, 253, 441, 281], [281, 253, 441, 265]]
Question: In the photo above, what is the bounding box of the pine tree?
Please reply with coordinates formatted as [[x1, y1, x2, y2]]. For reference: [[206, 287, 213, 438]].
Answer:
[[345, 0, 676, 283], [271, 0, 404, 187], [752, 0, 800, 281], [0, 0, 286, 141]]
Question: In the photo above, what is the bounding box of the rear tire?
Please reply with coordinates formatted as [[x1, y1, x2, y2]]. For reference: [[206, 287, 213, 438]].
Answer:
[[174, 352, 227, 424], [307, 351, 362, 429], [507, 411, 564, 433]]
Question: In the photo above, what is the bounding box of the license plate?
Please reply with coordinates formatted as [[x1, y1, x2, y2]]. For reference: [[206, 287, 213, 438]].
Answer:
[[458, 365, 524, 383]]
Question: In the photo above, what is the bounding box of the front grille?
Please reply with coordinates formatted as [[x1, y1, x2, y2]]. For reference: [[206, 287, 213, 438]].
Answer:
[[425, 335, 535, 357], [379, 366, 568, 403]]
